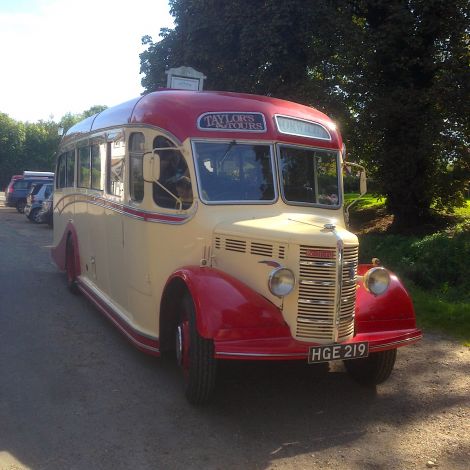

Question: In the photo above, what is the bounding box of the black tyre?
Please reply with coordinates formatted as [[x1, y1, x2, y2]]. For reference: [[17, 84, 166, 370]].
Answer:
[[29, 208, 40, 223], [344, 349, 397, 385], [65, 237, 79, 294], [176, 295, 216, 405], [16, 200, 26, 213]]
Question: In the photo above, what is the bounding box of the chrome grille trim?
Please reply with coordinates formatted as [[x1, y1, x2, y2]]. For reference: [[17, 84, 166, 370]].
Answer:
[[296, 244, 358, 342]]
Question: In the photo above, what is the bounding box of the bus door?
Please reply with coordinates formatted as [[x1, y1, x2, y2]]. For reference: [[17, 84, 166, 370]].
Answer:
[[121, 131, 154, 330], [102, 133, 128, 311], [84, 139, 110, 293]]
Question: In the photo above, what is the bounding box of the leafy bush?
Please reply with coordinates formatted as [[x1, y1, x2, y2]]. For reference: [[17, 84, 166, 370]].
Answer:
[[359, 222, 470, 301]]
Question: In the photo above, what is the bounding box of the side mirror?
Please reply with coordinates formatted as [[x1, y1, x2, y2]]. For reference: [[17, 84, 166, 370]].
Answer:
[[143, 153, 160, 182]]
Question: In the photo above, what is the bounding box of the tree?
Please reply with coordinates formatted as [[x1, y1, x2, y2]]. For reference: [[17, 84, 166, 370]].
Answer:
[[0, 105, 108, 189], [0, 113, 26, 188], [338, 0, 470, 225], [140, 0, 469, 226]]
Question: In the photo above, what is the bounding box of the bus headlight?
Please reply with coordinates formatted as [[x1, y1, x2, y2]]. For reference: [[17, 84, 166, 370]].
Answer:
[[363, 267, 390, 296], [268, 267, 295, 297]]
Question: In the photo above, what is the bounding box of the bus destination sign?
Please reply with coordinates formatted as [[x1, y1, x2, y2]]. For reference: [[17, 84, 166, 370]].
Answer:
[[198, 112, 266, 132]]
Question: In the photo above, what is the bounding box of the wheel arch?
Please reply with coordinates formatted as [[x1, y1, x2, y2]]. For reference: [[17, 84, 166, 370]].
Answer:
[[159, 266, 287, 348], [159, 276, 191, 354], [51, 221, 80, 274]]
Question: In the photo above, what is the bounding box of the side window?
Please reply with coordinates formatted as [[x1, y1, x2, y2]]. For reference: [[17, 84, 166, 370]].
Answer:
[[107, 139, 125, 198], [78, 146, 90, 188], [45, 185, 52, 198], [66, 150, 75, 187], [91, 144, 103, 190], [57, 153, 66, 188], [129, 132, 145, 202], [152, 136, 193, 209]]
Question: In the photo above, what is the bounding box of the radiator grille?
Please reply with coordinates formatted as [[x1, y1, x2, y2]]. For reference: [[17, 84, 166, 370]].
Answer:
[[296, 245, 358, 341]]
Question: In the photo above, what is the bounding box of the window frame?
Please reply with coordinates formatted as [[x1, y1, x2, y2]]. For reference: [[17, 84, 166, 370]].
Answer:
[[106, 133, 126, 199], [276, 143, 342, 209], [56, 152, 67, 189], [191, 139, 278, 206], [90, 143, 103, 191], [77, 144, 91, 189], [129, 132, 145, 203], [66, 149, 75, 188]]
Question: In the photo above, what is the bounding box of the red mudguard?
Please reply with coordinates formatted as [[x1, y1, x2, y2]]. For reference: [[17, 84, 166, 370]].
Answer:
[[167, 267, 291, 341], [171, 265, 421, 360]]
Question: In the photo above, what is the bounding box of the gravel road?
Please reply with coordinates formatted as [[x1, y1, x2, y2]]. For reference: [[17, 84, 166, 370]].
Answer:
[[0, 199, 468, 470]]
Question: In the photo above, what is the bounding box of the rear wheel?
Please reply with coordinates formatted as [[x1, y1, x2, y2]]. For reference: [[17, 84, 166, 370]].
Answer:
[[344, 349, 397, 385], [65, 237, 79, 294], [176, 295, 216, 405], [16, 200, 26, 213]]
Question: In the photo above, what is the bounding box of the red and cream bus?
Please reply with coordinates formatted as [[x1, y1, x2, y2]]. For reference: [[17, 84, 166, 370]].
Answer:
[[51, 90, 421, 404]]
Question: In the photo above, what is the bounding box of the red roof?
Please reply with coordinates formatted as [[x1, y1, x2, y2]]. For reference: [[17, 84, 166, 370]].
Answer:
[[63, 90, 341, 149]]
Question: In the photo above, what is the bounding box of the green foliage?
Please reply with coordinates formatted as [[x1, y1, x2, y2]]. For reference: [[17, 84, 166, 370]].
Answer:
[[410, 286, 470, 345], [140, 0, 470, 226], [0, 105, 107, 189], [359, 222, 470, 301], [0, 114, 60, 188], [344, 193, 385, 209]]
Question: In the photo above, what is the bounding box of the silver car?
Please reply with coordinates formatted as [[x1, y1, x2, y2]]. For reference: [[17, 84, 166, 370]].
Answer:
[[24, 183, 54, 223]]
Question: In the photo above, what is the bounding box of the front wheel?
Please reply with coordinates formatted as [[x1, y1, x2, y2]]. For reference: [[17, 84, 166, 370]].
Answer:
[[344, 349, 397, 385], [176, 295, 217, 405]]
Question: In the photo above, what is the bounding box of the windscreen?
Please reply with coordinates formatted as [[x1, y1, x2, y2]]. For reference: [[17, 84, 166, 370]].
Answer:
[[193, 141, 275, 203], [278, 146, 340, 206]]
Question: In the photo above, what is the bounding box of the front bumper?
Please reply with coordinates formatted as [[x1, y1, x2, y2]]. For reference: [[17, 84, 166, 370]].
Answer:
[[214, 328, 422, 360]]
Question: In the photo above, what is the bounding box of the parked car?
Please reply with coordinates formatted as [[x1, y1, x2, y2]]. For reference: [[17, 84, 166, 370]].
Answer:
[[5, 172, 54, 213], [24, 183, 54, 223], [37, 193, 54, 227]]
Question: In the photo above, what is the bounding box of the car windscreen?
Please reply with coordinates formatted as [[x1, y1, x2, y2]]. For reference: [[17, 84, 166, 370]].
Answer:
[[278, 145, 340, 207], [193, 141, 276, 203]]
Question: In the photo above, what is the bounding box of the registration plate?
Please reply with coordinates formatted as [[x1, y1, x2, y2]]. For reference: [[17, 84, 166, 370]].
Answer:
[[308, 342, 369, 364]]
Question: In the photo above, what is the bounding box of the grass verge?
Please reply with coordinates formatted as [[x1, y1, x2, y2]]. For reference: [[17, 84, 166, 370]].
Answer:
[[409, 285, 470, 347]]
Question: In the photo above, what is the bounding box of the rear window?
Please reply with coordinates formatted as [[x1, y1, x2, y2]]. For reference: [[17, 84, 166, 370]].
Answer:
[[13, 180, 30, 190]]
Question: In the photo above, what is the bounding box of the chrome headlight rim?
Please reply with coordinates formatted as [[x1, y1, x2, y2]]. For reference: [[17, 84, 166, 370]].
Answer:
[[363, 266, 391, 296], [268, 267, 296, 297]]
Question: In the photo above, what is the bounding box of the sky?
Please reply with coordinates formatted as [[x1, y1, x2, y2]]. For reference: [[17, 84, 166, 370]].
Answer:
[[0, 0, 173, 122]]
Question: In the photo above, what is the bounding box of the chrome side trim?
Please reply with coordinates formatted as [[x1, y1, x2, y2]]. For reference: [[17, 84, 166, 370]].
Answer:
[[369, 335, 423, 351], [216, 351, 307, 358]]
